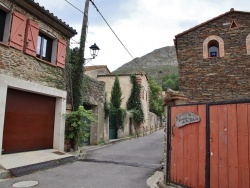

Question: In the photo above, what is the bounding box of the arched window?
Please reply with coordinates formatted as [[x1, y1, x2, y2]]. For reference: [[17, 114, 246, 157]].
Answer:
[[246, 33, 250, 55], [203, 35, 224, 59], [208, 40, 219, 57]]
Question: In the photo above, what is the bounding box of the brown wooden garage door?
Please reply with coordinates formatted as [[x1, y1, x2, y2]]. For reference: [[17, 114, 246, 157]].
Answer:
[[2, 88, 56, 154]]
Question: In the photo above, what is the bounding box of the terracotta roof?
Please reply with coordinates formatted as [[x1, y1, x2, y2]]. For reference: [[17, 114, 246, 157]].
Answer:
[[84, 65, 111, 74], [175, 9, 250, 38], [12, 0, 77, 37]]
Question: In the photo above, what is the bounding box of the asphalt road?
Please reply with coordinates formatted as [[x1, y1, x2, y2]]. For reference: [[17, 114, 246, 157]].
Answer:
[[0, 129, 164, 188]]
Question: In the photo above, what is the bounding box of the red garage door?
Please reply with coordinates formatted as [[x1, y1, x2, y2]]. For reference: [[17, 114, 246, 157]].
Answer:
[[2, 88, 56, 154]]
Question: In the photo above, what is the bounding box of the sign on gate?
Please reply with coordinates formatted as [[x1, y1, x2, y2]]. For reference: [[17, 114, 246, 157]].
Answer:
[[175, 112, 200, 128]]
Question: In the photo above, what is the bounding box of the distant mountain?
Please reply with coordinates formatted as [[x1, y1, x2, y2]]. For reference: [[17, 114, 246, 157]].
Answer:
[[112, 46, 178, 83]]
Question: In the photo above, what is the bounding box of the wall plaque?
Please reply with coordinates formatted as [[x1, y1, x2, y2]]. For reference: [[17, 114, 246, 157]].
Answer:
[[175, 112, 200, 128]]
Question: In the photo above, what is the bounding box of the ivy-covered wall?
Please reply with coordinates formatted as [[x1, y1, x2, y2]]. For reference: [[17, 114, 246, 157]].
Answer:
[[82, 75, 109, 144]]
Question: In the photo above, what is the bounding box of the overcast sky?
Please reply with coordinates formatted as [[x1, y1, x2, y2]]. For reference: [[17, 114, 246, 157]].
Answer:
[[35, 0, 250, 71]]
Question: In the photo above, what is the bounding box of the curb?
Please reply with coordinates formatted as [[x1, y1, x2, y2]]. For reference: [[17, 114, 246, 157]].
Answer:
[[70, 136, 133, 160]]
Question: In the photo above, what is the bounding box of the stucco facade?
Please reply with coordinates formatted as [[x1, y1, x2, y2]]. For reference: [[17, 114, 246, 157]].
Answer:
[[97, 73, 150, 132], [175, 9, 250, 102]]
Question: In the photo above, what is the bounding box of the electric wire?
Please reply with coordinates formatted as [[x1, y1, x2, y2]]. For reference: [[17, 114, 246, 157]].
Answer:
[[89, 0, 146, 73], [65, 0, 86, 16], [65, 0, 146, 74]]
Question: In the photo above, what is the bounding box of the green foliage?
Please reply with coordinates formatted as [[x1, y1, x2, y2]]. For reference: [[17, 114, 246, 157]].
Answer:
[[126, 75, 144, 127], [39, 43, 72, 91], [98, 138, 106, 145], [109, 76, 126, 129], [149, 77, 164, 116], [116, 108, 127, 129], [65, 106, 96, 148], [70, 47, 84, 110], [110, 76, 122, 110], [104, 93, 110, 119], [162, 73, 179, 91]]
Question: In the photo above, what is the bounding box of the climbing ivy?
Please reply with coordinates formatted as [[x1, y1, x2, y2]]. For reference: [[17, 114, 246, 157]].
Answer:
[[104, 93, 110, 119], [126, 75, 144, 135]]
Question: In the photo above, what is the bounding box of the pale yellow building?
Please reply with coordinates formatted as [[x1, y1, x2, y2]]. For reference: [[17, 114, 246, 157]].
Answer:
[[84, 65, 150, 134]]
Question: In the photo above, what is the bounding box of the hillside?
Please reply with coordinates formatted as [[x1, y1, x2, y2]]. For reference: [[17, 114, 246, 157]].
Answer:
[[112, 46, 178, 83]]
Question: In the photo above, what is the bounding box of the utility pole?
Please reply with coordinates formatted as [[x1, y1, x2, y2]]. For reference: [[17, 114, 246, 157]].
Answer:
[[80, 0, 90, 66]]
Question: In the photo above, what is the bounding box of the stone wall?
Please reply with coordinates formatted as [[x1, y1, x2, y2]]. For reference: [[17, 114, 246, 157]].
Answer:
[[0, 45, 64, 89], [82, 75, 105, 105], [148, 112, 163, 133], [176, 11, 250, 102], [117, 111, 162, 138], [82, 75, 109, 144], [0, 0, 68, 89]]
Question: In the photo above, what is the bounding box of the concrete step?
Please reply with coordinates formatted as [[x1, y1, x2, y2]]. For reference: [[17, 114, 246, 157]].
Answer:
[[0, 168, 11, 180]]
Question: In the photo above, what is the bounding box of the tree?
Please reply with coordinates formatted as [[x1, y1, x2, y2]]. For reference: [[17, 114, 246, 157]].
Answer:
[[110, 76, 126, 129], [149, 77, 164, 116], [126, 75, 144, 136], [68, 47, 84, 110], [110, 76, 122, 110], [162, 73, 179, 91]]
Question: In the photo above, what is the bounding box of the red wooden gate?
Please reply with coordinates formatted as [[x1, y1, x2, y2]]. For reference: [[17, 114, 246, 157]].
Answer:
[[167, 101, 250, 188]]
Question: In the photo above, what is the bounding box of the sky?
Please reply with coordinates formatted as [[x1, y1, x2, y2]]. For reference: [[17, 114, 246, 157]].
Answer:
[[35, 0, 250, 71]]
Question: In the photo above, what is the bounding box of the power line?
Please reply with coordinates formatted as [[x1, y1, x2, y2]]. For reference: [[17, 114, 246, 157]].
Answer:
[[65, 0, 86, 16], [89, 0, 133, 59], [89, 0, 146, 73], [65, 0, 146, 74]]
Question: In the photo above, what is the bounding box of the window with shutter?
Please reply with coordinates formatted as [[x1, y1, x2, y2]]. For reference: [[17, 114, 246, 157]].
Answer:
[[56, 39, 66, 68], [10, 11, 26, 50], [24, 19, 39, 57], [36, 32, 53, 62]]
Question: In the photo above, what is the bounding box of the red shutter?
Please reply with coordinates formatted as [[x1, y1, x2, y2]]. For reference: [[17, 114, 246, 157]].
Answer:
[[24, 19, 39, 56], [56, 39, 66, 68], [10, 11, 26, 50]]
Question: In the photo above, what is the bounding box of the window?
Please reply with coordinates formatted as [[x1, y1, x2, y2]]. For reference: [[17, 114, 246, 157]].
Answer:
[[208, 40, 219, 57], [0, 9, 6, 42], [0, 4, 11, 44], [203, 35, 224, 59], [36, 33, 53, 62]]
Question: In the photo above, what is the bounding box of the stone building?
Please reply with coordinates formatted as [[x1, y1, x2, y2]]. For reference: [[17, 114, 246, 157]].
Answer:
[[85, 65, 111, 79], [81, 74, 109, 145], [0, 0, 76, 156], [175, 9, 250, 102]]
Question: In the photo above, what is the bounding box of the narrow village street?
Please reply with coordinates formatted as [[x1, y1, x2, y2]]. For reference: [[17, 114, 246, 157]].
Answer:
[[0, 129, 164, 188]]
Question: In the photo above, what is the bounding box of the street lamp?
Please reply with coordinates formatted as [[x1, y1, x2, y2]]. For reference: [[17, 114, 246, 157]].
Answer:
[[84, 43, 100, 64], [89, 43, 100, 59]]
